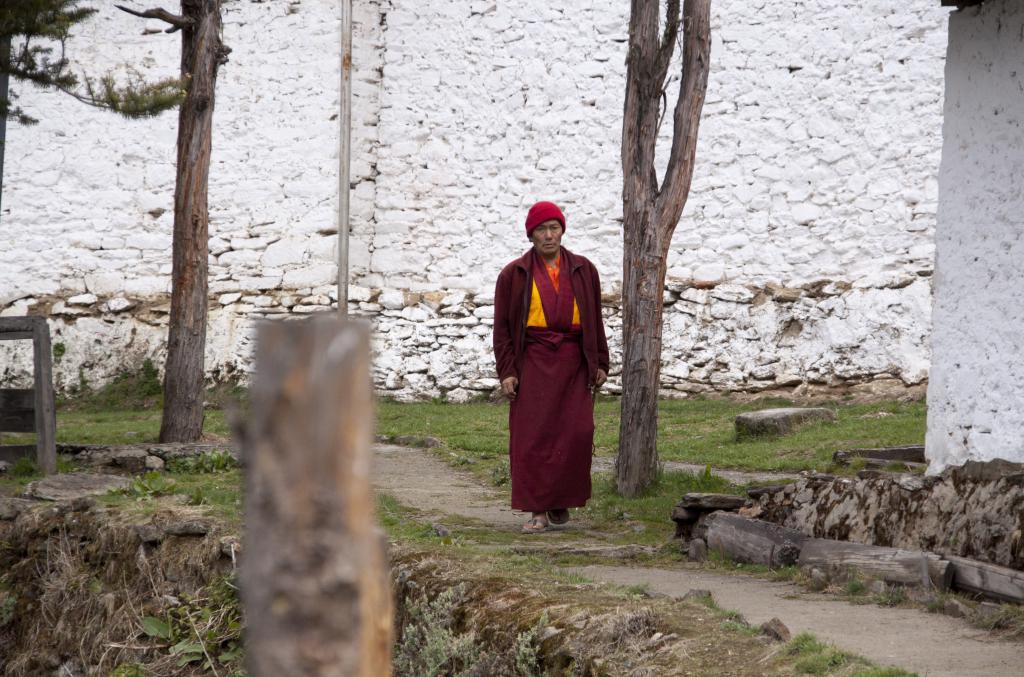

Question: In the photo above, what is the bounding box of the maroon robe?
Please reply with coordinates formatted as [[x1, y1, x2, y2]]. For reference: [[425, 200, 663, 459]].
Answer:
[[508, 250, 593, 512]]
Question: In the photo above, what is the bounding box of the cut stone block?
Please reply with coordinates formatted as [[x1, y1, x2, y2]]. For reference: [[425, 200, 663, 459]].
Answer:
[[735, 407, 837, 438], [678, 493, 748, 511], [25, 472, 131, 501]]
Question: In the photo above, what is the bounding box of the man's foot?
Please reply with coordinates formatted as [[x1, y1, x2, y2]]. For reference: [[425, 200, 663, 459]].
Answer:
[[547, 509, 570, 525], [521, 516, 550, 534]]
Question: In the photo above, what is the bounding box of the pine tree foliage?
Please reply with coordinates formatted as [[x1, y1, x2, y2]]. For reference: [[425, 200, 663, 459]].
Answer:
[[0, 0, 185, 123]]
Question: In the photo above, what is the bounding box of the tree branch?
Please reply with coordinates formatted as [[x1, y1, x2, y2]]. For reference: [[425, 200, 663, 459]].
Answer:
[[655, 0, 681, 82], [115, 4, 193, 31], [655, 0, 712, 234], [621, 0, 664, 204]]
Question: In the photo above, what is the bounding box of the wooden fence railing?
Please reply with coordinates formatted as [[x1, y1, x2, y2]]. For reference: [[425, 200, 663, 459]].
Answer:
[[0, 317, 56, 474]]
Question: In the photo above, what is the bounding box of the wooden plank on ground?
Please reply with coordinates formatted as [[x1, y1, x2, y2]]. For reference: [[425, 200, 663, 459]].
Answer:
[[0, 331, 33, 341], [834, 445, 925, 464], [945, 555, 1024, 604], [0, 389, 35, 433], [241, 317, 392, 675], [704, 512, 808, 568], [32, 320, 57, 475], [799, 539, 953, 590]]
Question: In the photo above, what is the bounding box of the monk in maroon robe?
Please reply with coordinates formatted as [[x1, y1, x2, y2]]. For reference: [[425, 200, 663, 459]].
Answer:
[[493, 201, 610, 533]]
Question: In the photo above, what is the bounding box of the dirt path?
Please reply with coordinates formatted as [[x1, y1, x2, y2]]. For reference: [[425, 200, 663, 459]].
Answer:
[[590, 456, 801, 485], [372, 444, 1024, 677]]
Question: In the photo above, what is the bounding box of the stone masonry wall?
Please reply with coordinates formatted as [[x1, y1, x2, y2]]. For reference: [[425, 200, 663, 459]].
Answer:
[[756, 463, 1024, 570], [0, 0, 948, 398]]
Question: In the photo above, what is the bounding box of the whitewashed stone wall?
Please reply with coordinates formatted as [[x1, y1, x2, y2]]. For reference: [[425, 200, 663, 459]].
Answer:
[[926, 1, 1024, 471], [1, 0, 948, 400]]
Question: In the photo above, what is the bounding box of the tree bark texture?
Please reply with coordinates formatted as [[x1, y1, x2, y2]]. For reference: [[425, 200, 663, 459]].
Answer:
[[617, 0, 711, 496], [160, 0, 224, 442], [241, 318, 393, 676]]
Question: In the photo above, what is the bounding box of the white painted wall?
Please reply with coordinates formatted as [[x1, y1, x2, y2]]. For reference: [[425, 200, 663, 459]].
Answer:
[[0, 0, 949, 399], [926, 0, 1024, 470]]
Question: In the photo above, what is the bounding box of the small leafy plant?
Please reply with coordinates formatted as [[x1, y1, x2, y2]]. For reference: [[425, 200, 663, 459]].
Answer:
[[168, 450, 239, 474], [122, 471, 177, 499], [139, 576, 243, 670]]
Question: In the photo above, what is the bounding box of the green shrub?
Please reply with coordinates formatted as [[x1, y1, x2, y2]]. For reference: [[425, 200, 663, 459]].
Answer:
[[394, 585, 483, 677], [490, 460, 510, 487], [168, 450, 238, 474], [139, 576, 242, 671], [119, 471, 177, 500], [0, 591, 16, 628]]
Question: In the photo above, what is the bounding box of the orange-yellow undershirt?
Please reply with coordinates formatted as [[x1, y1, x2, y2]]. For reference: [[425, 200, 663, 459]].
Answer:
[[526, 257, 581, 328]]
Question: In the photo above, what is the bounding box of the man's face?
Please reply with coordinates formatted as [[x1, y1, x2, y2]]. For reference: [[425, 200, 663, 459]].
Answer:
[[530, 219, 563, 257]]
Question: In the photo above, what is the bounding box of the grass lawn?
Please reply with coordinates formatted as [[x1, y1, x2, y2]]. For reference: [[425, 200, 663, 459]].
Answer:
[[377, 396, 926, 472], [2, 383, 925, 551]]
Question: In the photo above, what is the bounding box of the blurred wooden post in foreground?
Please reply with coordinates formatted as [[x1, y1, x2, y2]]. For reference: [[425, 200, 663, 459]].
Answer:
[[241, 317, 392, 676]]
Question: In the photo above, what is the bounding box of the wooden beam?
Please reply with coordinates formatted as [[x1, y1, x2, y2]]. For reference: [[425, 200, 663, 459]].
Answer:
[[241, 317, 392, 675], [834, 445, 925, 464], [945, 555, 1024, 604], [704, 512, 808, 568], [32, 320, 56, 475], [799, 539, 953, 590], [0, 316, 45, 334]]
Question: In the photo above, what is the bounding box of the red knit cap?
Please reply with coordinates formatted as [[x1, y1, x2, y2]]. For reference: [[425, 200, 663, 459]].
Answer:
[[525, 201, 566, 238]]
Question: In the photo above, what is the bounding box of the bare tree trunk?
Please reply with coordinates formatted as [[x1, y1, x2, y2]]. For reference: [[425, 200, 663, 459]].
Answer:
[[617, 0, 711, 496], [160, 0, 225, 442], [241, 318, 392, 676]]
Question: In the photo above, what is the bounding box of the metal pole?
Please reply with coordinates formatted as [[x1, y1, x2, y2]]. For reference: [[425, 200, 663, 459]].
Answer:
[[0, 36, 12, 224], [337, 0, 352, 316]]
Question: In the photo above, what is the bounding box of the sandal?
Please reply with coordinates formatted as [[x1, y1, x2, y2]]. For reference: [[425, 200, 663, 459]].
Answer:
[[521, 517, 550, 534], [546, 509, 570, 525]]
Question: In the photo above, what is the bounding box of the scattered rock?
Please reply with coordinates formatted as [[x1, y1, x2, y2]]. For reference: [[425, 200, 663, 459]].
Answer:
[[759, 617, 791, 642], [808, 567, 828, 591], [737, 504, 764, 518], [687, 539, 708, 563], [974, 601, 1003, 623], [432, 523, 451, 538], [539, 626, 563, 642], [0, 460, 9, 474], [735, 408, 837, 437], [682, 588, 714, 603], [0, 497, 36, 520], [746, 484, 791, 499], [134, 524, 164, 544], [671, 506, 700, 523], [25, 473, 131, 501], [164, 520, 210, 537], [678, 493, 748, 511], [145, 455, 165, 471], [943, 598, 972, 618], [868, 580, 888, 595], [220, 536, 241, 561], [69, 497, 96, 512], [392, 435, 443, 448]]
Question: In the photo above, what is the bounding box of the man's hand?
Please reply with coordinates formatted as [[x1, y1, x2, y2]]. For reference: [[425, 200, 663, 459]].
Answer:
[[501, 376, 519, 401], [594, 369, 608, 389]]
